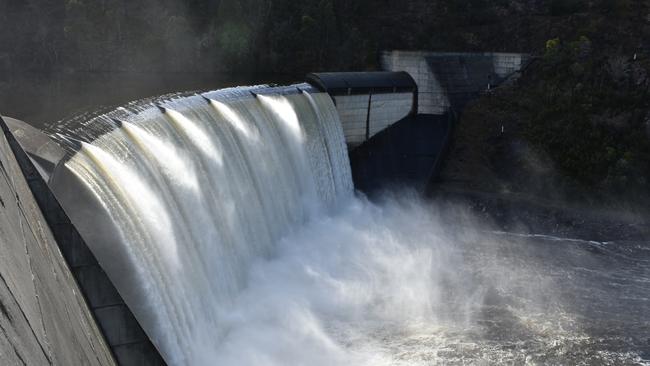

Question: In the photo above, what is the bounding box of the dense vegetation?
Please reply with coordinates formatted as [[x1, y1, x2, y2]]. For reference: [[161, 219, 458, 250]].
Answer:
[[449, 0, 650, 206], [3, 0, 645, 75], [0, 0, 380, 75]]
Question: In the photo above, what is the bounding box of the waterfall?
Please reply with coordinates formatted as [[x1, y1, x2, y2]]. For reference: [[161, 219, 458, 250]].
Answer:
[[49, 86, 353, 364]]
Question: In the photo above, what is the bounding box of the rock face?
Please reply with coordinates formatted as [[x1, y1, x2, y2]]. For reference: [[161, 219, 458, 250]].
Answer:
[[0, 124, 115, 366]]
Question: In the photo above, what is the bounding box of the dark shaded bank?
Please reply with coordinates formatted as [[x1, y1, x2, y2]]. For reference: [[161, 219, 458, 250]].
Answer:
[[440, 52, 650, 210], [435, 16, 650, 210]]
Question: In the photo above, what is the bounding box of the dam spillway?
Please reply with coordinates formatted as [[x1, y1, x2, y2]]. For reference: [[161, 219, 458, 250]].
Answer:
[[41, 85, 353, 364], [2, 72, 436, 365]]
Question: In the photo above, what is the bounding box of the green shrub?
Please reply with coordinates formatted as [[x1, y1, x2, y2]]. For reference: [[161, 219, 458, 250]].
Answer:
[[544, 38, 562, 61]]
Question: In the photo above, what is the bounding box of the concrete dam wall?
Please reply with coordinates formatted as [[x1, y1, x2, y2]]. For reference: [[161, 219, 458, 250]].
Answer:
[[3, 116, 166, 366], [0, 118, 115, 366], [3, 84, 354, 365]]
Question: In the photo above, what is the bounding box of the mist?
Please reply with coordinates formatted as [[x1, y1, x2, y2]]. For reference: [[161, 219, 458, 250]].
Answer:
[[189, 192, 649, 365]]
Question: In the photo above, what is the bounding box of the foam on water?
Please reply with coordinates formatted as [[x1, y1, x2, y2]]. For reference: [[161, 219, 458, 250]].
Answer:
[[207, 194, 650, 365]]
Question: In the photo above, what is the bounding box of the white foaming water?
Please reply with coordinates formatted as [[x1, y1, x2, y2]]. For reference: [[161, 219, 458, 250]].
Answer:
[[59, 88, 353, 364], [207, 196, 467, 366], [208, 195, 650, 366]]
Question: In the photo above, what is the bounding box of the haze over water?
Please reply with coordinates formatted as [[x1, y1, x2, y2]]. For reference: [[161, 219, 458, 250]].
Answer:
[[209, 193, 650, 365]]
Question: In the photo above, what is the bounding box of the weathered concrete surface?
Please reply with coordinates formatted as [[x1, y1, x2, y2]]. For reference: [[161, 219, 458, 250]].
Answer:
[[3, 117, 66, 181], [381, 51, 530, 114], [5, 117, 166, 366], [0, 119, 115, 365]]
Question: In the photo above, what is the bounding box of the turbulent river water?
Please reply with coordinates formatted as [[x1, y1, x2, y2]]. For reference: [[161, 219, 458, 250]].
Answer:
[[206, 194, 650, 365], [50, 86, 650, 365]]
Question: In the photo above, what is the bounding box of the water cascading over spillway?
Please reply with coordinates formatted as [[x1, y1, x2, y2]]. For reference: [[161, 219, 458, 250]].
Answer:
[[47, 86, 353, 364]]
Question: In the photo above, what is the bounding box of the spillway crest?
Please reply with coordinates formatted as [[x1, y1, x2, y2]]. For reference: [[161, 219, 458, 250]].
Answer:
[[46, 86, 353, 364]]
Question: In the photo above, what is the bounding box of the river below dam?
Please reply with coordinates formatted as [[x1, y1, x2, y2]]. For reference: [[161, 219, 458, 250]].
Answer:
[[205, 192, 650, 365]]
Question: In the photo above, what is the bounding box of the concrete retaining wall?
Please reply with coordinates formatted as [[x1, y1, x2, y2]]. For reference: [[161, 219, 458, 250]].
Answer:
[[381, 51, 530, 114], [0, 119, 115, 366], [2, 117, 166, 366], [381, 52, 449, 114]]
